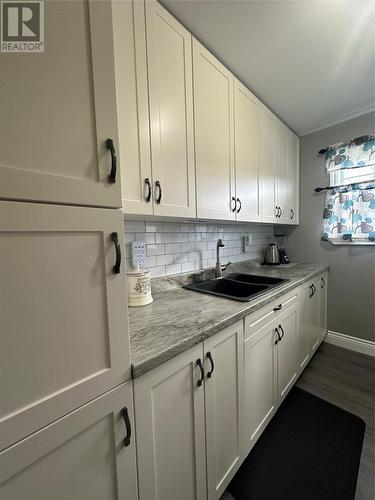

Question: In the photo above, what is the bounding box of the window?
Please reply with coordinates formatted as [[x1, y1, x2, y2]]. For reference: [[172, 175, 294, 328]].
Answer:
[[321, 135, 375, 245]]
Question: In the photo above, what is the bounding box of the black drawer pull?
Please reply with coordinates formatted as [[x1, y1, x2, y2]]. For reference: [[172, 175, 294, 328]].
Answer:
[[321, 277, 325, 288], [144, 178, 151, 202], [278, 324, 285, 340], [155, 181, 162, 204], [312, 284, 316, 295], [206, 352, 214, 378], [106, 138, 117, 183], [273, 304, 282, 311], [274, 327, 282, 345], [291, 209, 295, 219], [309, 285, 313, 298], [231, 196, 237, 212], [121, 407, 131, 447], [196, 358, 204, 387], [111, 232, 121, 274]]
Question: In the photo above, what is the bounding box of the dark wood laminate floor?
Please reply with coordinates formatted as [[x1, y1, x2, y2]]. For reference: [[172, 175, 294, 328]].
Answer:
[[222, 342, 374, 500], [296, 343, 375, 500]]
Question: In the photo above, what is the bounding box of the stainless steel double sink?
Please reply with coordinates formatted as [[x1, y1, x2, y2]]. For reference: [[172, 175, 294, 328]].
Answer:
[[183, 273, 289, 302]]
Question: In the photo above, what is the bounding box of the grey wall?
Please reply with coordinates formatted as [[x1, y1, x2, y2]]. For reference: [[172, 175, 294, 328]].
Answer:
[[285, 112, 375, 342]]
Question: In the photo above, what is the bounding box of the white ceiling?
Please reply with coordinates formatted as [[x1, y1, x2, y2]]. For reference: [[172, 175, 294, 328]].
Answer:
[[160, 0, 375, 136]]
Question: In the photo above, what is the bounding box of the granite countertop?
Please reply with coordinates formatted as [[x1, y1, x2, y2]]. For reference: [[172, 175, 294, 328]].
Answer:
[[129, 262, 328, 378]]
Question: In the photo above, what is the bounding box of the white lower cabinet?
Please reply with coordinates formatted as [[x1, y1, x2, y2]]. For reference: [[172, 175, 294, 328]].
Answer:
[[298, 273, 329, 371], [275, 302, 298, 403], [243, 296, 298, 455], [244, 319, 277, 454], [204, 322, 244, 499], [134, 343, 207, 500], [0, 381, 137, 500], [134, 321, 244, 500]]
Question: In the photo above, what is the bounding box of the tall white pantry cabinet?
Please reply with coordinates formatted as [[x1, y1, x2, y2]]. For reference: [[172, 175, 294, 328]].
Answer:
[[0, 1, 137, 499]]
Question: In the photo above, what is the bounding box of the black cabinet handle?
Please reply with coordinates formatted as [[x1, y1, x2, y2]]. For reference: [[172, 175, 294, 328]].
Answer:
[[321, 277, 325, 288], [196, 358, 204, 387], [291, 209, 295, 219], [236, 198, 242, 213], [274, 327, 282, 345], [121, 407, 131, 447], [279, 207, 283, 217], [312, 284, 316, 295], [144, 178, 151, 202], [275, 206, 279, 218], [279, 324, 285, 340], [273, 304, 282, 312], [206, 352, 214, 378], [231, 196, 237, 212], [111, 232, 121, 274], [309, 285, 313, 298], [155, 181, 162, 204], [106, 138, 117, 183]]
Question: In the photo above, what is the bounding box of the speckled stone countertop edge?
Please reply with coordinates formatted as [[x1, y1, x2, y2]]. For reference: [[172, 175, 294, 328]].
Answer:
[[130, 264, 329, 379]]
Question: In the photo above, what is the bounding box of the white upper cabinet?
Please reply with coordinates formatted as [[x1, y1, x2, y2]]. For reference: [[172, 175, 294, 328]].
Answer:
[[233, 80, 261, 222], [260, 105, 277, 222], [0, 382, 137, 500], [0, 0, 121, 208], [0, 202, 131, 451], [193, 39, 235, 220], [275, 122, 290, 223], [114, 0, 153, 215], [119, 0, 195, 217], [146, 1, 196, 217], [287, 131, 300, 224], [260, 106, 300, 224]]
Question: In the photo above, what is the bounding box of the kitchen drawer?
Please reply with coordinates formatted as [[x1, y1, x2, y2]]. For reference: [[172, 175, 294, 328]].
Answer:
[[244, 291, 297, 340]]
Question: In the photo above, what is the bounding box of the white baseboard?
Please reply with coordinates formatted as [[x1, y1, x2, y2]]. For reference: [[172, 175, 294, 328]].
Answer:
[[324, 330, 375, 358]]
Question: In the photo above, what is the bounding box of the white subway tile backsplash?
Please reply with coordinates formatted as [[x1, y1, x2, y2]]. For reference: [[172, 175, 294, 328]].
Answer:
[[124, 221, 146, 233], [166, 263, 181, 275], [124, 219, 273, 277], [165, 243, 181, 254], [147, 244, 165, 256]]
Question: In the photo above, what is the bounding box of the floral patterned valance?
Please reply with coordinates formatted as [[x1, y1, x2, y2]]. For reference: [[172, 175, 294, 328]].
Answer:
[[322, 183, 375, 244], [324, 135, 375, 173]]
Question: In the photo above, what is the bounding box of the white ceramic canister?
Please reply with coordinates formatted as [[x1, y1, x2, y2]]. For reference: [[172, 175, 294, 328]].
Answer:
[[126, 267, 153, 306]]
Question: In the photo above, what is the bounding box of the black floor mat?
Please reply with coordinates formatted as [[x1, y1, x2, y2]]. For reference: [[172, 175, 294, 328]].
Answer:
[[228, 387, 365, 500]]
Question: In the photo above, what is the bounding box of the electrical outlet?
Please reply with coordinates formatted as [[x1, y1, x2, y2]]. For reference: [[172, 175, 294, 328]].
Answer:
[[131, 241, 146, 268], [241, 234, 253, 254]]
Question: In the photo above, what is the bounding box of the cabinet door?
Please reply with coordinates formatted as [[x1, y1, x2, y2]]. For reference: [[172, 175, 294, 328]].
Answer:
[[146, 1, 196, 217], [287, 132, 300, 224], [204, 321, 244, 499], [275, 123, 289, 223], [298, 284, 312, 371], [134, 344, 207, 500], [193, 39, 235, 220], [319, 273, 328, 340], [0, 0, 121, 208], [234, 79, 261, 222], [114, 0, 153, 215], [0, 381, 137, 500], [260, 106, 276, 222], [0, 202, 130, 451], [276, 303, 298, 404], [310, 278, 321, 353], [244, 319, 277, 456]]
